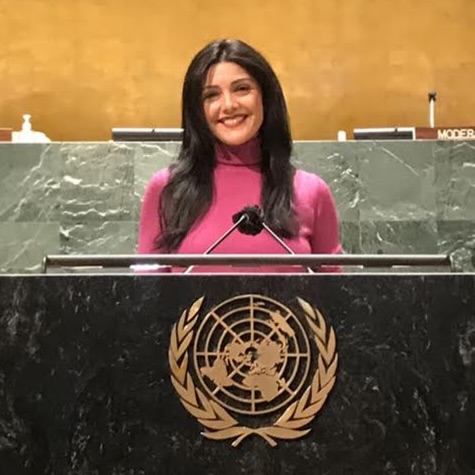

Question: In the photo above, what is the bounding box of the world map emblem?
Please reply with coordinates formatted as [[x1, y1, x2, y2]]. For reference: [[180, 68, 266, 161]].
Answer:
[[168, 294, 338, 447]]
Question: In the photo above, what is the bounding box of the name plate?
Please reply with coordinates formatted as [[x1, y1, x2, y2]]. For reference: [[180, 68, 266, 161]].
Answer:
[[415, 126, 475, 140], [0, 128, 12, 142]]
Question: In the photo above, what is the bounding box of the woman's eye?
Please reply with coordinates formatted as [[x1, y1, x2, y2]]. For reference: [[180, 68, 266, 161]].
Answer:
[[203, 91, 218, 100], [236, 84, 250, 92]]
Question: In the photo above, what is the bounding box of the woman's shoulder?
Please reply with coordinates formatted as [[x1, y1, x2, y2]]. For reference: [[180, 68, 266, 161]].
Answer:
[[148, 167, 171, 186], [143, 167, 171, 193], [141, 168, 171, 204]]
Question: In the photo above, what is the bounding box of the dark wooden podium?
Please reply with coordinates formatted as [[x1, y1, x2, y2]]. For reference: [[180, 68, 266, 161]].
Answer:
[[0, 270, 474, 474]]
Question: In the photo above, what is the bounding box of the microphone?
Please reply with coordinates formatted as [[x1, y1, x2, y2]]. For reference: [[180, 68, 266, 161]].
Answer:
[[232, 205, 314, 274], [183, 212, 248, 273], [184, 204, 314, 273], [231, 205, 264, 235]]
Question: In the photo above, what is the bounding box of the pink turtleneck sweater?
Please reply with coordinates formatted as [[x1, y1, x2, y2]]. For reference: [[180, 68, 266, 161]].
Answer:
[[138, 138, 342, 273]]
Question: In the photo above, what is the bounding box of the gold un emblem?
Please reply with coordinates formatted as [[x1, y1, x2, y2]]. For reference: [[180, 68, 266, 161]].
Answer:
[[168, 294, 338, 447]]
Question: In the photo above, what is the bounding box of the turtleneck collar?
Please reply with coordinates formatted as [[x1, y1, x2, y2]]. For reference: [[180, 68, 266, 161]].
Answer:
[[215, 136, 262, 166]]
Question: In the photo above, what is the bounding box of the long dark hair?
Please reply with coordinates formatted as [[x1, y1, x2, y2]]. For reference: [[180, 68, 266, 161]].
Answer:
[[156, 39, 296, 251]]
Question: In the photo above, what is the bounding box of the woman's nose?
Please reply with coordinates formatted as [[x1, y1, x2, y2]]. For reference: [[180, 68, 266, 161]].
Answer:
[[221, 91, 237, 111]]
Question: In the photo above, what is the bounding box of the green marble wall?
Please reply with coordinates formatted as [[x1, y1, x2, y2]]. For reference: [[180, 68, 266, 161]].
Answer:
[[0, 141, 474, 273]]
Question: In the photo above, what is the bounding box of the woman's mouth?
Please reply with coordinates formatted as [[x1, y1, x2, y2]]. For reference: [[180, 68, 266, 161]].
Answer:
[[219, 115, 247, 127]]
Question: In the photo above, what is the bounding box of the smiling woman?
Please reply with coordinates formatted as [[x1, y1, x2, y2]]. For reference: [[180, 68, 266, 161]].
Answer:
[[202, 62, 264, 146], [137, 39, 342, 273]]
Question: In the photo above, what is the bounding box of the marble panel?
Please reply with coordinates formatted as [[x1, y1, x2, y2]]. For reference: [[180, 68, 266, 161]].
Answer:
[[358, 141, 436, 222], [133, 142, 180, 197], [437, 220, 475, 272], [0, 274, 473, 473], [0, 222, 59, 273], [60, 220, 137, 255], [435, 141, 475, 221], [0, 143, 60, 221], [340, 221, 361, 254], [293, 141, 361, 223], [360, 220, 438, 255], [59, 143, 135, 222], [1, 141, 475, 273]]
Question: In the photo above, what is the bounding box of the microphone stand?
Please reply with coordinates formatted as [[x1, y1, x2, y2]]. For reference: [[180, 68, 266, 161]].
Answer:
[[231, 205, 315, 274], [428, 91, 437, 128], [260, 221, 315, 274], [183, 214, 247, 274], [185, 205, 315, 274]]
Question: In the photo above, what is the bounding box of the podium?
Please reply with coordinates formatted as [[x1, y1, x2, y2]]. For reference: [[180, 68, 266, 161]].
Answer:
[[0, 266, 474, 473]]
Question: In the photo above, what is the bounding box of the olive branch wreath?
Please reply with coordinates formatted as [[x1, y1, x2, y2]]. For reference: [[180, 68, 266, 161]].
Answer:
[[168, 296, 338, 447]]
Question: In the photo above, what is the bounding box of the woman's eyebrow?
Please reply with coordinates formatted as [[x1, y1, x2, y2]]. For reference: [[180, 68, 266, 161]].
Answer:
[[231, 77, 253, 84]]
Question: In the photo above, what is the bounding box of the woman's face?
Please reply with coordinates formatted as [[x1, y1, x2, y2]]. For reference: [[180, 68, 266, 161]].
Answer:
[[202, 61, 264, 146]]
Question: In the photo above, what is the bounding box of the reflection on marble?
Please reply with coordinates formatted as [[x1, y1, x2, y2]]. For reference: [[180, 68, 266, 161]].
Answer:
[[0, 140, 475, 273]]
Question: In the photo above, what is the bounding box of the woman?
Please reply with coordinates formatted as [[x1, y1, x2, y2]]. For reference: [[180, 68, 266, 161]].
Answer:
[[138, 39, 342, 272]]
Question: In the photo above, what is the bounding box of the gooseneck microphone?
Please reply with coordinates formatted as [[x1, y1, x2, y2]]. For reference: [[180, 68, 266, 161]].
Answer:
[[232, 206, 314, 274], [183, 213, 247, 273], [231, 205, 264, 235], [184, 205, 314, 273]]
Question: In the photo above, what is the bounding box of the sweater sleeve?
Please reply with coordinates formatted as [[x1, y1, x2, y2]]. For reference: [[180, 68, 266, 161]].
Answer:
[[311, 179, 342, 254], [310, 178, 343, 272], [137, 169, 169, 254]]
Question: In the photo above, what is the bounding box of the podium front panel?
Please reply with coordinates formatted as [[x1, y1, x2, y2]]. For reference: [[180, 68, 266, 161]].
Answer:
[[0, 274, 473, 474]]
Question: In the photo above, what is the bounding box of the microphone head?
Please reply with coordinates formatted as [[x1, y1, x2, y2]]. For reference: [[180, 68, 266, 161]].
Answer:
[[232, 205, 264, 236]]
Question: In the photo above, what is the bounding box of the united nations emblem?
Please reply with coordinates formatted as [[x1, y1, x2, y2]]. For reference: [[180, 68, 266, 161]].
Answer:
[[168, 294, 338, 447]]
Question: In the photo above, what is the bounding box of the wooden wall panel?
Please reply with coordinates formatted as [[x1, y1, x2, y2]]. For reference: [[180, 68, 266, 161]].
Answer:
[[0, 0, 473, 140]]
